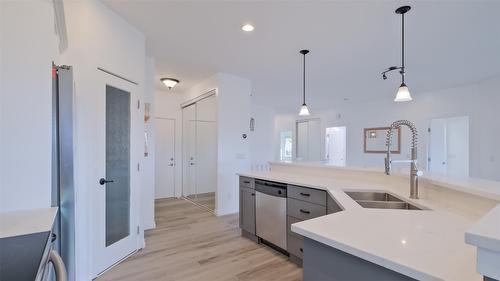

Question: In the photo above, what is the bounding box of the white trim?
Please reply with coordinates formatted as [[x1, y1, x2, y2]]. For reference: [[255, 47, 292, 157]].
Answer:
[[180, 89, 217, 108]]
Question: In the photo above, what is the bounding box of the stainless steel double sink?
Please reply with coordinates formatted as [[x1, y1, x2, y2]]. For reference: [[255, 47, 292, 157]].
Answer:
[[345, 191, 425, 210]]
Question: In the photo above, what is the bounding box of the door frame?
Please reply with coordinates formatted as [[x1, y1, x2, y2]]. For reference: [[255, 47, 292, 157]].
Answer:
[[155, 117, 176, 199], [91, 70, 141, 278]]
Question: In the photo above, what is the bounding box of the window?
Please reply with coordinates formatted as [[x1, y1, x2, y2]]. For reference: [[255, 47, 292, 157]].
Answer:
[[280, 131, 293, 161]]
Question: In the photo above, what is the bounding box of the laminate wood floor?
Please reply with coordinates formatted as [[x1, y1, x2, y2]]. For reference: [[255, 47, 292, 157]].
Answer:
[[186, 192, 216, 211], [97, 198, 303, 281]]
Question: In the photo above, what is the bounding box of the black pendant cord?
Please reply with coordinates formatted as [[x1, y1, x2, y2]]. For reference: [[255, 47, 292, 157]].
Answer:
[[303, 53, 306, 105], [401, 12, 405, 84]]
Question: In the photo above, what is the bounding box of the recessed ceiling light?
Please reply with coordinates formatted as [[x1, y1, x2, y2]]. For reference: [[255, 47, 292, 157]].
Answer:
[[241, 24, 254, 32], [160, 78, 180, 89]]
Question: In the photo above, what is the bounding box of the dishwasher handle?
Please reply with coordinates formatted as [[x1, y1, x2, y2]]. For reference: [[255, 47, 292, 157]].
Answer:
[[255, 181, 287, 198], [49, 250, 67, 281]]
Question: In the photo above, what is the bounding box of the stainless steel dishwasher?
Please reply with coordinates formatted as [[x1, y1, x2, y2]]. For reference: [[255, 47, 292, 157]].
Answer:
[[255, 180, 287, 250]]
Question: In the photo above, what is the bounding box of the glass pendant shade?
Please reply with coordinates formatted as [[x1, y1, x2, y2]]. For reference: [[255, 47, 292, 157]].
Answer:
[[299, 104, 310, 116], [161, 78, 179, 89], [394, 83, 412, 102]]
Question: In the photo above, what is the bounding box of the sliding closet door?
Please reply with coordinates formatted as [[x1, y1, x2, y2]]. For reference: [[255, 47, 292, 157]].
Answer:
[[181, 94, 217, 210], [194, 95, 217, 209], [182, 104, 197, 197]]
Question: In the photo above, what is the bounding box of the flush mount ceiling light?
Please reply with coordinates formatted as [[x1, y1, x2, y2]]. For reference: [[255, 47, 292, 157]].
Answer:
[[160, 78, 180, 89], [381, 6, 413, 102], [298, 49, 311, 116], [241, 24, 254, 32]]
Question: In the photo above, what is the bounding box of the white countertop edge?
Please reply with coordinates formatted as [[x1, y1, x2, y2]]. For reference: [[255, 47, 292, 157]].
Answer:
[[291, 223, 441, 281], [465, 205, 500, 252], [0, 207, 58, 238]]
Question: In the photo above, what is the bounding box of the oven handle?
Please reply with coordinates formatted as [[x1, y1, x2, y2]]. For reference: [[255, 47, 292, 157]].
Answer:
[[49, 250, 67, 281]]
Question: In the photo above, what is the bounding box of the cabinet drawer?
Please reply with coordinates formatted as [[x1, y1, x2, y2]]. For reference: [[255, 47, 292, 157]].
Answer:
[[288, 185, 326, 206], [287, 198, 326, 221], [287, 234, 304, 259], [239, 176, 254, 189], [287, 216, 303, 238]]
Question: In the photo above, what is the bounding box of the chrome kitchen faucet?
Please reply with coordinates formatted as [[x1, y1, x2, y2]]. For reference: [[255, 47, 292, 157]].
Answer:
[[384, 120, 422, 199]]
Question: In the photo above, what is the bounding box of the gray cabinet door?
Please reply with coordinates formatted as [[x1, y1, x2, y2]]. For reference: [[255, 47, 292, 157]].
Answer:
[[240, 186, 256, 234]]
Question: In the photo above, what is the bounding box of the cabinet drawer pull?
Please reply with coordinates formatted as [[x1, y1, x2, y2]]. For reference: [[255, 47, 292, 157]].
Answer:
[[299, 192, 311, 197], [243, 181, 250, 184], [299, 209, 310, 214], [251, 193, 255, 196]]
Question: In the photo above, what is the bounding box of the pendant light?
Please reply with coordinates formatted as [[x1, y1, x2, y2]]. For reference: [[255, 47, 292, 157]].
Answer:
[[299, 49, 311, 116], [381, 6, 413, 102]]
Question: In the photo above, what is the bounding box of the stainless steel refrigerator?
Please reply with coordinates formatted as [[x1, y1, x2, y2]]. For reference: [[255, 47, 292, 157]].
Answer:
[[51, 64, 75, 281]]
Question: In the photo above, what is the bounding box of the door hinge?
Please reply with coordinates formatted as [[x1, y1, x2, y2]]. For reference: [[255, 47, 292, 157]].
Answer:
[[428, 157, 431, 162], [137, 163, 140, 171], [136, 225, 140, 234], [428, 128, 431, 133], [137, 100, 140, 109]]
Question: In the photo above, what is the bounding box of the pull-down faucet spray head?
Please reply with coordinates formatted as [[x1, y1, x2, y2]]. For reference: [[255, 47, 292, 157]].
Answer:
[[385, 120, 420, 199]]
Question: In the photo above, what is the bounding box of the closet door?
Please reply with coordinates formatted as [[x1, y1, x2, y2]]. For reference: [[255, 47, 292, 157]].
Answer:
[[182, 104, 197, 197], [194, 95, 217, 207]]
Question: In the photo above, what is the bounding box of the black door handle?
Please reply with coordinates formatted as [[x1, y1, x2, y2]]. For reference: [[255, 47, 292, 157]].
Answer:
[[299, 209, 310, 214], [300, 192, 311, 197], [99, 178, 114, 185]]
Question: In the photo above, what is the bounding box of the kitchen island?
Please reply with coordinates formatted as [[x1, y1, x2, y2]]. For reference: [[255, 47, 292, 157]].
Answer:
[[238, 161, 500, 281]]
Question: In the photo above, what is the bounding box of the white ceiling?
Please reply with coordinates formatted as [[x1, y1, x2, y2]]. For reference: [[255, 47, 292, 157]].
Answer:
[[103, 0, 500, 112]]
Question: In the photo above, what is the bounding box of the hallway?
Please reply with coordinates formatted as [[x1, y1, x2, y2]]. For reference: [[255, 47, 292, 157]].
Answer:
[[97, 198, 302, 281]]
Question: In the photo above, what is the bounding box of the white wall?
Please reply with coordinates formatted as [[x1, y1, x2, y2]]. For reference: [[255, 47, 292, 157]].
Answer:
[[0, 1, 59, 212], [60, 0, 146, 279], [249, 104, 275, 171], [142, 57, 156, 230], [272, 76, 500, 181], [216, 73, 251, 215]]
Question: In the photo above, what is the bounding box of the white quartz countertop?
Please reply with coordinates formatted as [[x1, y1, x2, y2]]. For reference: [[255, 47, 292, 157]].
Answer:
[[270, 161, 500, 201], [239, 170, 495, 281], [0, 207, 58, 238]]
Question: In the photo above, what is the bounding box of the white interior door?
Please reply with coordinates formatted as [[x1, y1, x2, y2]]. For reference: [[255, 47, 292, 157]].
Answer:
[[296, 119, 321, 161], [155, 118, 175, 199], [429, 118, 447, 175], [445, 116, 469, 177], [325, 126, 346, 166], [307, 120, 321, 161], [429, 116, 469, 177], [92, 74, 139, 277], [296, 121, 309, 161]]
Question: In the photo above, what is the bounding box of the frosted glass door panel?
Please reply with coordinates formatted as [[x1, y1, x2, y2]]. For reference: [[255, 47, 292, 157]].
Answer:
[[105, 85, 130, 247]]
